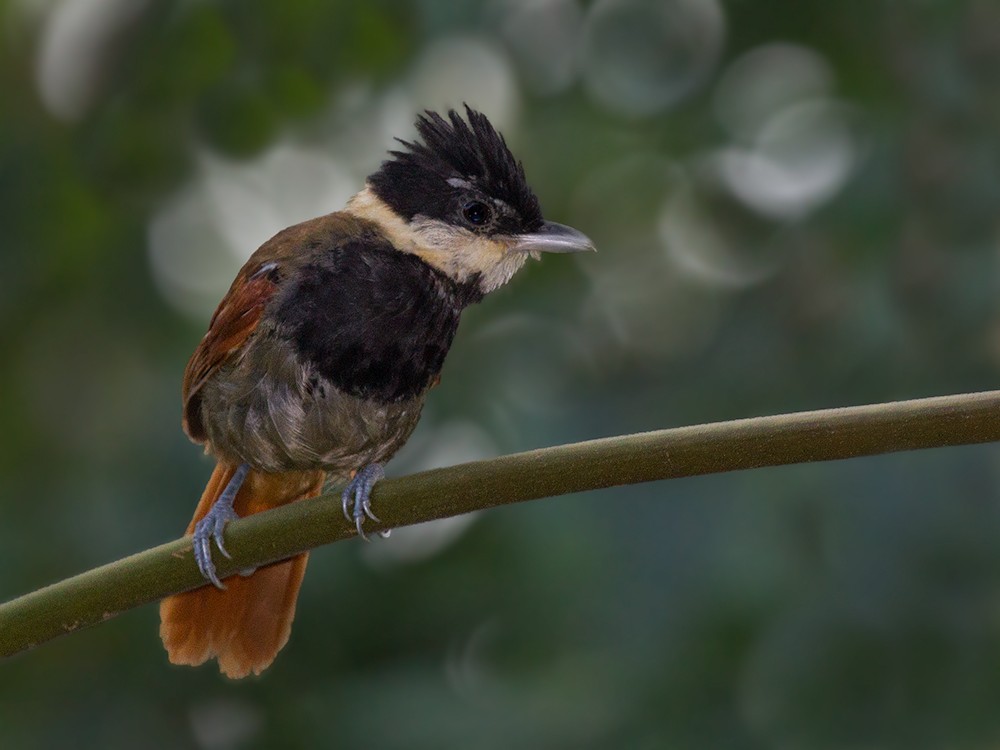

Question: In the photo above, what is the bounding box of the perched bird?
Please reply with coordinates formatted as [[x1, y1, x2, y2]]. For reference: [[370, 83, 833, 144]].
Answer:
[[159, 106, 594, 678]]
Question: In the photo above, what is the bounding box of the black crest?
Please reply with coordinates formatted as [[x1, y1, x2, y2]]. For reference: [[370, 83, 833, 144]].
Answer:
[[368, 106, 543, 232]]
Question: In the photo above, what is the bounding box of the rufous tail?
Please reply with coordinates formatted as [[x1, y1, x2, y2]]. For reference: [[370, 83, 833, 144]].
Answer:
[[159, 462, 325, 678]]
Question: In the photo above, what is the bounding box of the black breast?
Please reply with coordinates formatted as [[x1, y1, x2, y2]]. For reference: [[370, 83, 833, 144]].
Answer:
[[274, 235, 479, 403]]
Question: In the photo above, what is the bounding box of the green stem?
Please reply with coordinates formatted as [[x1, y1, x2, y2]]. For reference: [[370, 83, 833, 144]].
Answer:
[[3, 390, 1000, 660]]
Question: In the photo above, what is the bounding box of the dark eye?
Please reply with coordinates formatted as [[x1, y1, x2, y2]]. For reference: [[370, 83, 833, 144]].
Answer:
[[462, 201, 491, 227]]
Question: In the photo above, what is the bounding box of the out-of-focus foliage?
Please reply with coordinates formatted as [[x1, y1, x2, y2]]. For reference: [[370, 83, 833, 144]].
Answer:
[[3, 0, 1000, 747]]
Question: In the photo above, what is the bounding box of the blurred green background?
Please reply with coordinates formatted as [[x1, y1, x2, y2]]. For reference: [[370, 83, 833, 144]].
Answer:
[[4, 0, 1000, 747]]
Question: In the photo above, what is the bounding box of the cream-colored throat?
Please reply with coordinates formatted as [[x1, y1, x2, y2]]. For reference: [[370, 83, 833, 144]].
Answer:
[[346, 185, 528, 294]]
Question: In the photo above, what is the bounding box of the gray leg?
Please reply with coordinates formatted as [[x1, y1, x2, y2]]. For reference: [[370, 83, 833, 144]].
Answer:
[[193, 463, 249, 589], [341, 463, 385, 541]]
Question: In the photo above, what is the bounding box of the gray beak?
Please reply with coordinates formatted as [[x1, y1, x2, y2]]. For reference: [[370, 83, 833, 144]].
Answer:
[[514, 221, 596, 255]]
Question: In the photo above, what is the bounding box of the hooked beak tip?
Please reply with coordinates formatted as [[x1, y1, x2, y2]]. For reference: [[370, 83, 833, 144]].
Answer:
[[514, 221, 596, 255]]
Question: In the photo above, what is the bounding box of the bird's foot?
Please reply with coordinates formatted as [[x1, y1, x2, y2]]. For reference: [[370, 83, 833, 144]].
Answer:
[[342, 463, 386, 541], [193, 463, 249, 590]]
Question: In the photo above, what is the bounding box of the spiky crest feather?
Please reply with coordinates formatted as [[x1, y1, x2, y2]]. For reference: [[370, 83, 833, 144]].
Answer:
[[367, 106, 542, 231]]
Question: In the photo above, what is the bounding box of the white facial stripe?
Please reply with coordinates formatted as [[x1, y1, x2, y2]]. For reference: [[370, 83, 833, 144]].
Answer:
[[345, 186, 528, 294], [489, 197, 512, 213], [408, 218, 528, 293]]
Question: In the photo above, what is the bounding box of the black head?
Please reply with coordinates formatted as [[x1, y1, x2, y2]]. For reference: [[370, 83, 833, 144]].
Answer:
[[367, 106, 544, 236]]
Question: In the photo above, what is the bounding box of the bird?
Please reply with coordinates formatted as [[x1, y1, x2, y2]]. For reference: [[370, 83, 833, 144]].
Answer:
[[158, 106, 594, 678]]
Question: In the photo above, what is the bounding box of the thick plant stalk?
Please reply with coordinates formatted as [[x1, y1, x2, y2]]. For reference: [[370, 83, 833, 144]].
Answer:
[[2, 390, 1000, 660]]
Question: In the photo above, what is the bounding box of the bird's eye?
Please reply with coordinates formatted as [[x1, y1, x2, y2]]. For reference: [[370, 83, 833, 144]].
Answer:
[[462, 201, 491, 227]]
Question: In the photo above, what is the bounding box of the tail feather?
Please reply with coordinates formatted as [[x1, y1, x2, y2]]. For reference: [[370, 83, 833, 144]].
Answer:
[[159, 463, 325, 678]]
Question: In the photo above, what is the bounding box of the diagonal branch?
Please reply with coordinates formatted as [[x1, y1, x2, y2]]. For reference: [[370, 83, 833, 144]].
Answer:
[[3, 390, 1000, 661]]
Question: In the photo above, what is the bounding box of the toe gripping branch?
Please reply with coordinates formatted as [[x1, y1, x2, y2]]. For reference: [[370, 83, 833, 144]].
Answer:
[[192, 463, 249, 590], [191, 462, 386, 588], [342, 463, 385, 541]]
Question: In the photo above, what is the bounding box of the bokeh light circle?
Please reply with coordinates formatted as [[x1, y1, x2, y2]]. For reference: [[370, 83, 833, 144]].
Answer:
[[581, 0, 725, 117], [713, 42, 834, 143], [408, 35, 520, 131]]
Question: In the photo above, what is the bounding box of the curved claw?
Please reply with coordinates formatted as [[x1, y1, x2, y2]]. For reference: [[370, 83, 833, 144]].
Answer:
[[341, 463, 385, 541], [341, 488, 352, 524], [193, 503, 240, 589], [192, 463, 248, 590]]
